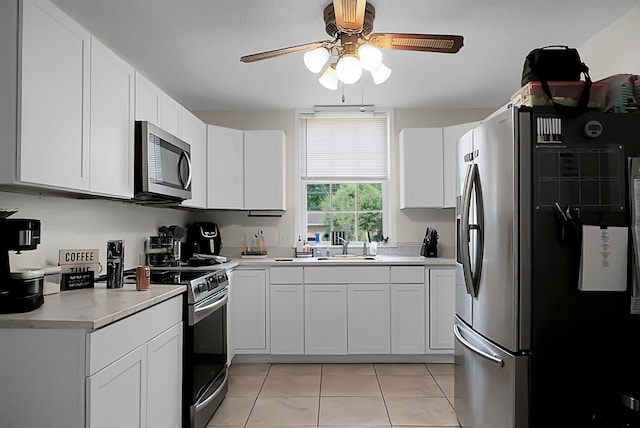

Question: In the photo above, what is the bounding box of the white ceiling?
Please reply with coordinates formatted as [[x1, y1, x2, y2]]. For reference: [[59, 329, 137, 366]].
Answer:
[[52, 0, 640, 112]]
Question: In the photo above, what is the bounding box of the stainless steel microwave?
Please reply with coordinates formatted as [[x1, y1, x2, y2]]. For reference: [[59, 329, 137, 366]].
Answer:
[[134, 121, 192, 203]]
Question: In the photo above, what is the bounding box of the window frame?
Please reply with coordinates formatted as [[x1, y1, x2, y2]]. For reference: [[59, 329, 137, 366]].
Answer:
[[294, 108, 395, 245]]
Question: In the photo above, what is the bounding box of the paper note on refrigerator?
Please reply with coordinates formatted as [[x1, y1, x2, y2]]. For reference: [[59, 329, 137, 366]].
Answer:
[[578, 225, 628, 291]]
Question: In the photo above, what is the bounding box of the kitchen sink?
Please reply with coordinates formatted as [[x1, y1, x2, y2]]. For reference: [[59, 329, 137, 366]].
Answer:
[[316, 255, 378, 261]]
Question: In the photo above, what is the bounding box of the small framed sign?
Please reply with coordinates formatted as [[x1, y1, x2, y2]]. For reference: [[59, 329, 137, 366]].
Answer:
[[58, 249, 99, 265], [60, 271, 95, 291]]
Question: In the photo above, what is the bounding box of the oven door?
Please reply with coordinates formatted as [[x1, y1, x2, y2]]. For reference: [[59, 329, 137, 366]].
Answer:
[[185, 288, 228, 428]]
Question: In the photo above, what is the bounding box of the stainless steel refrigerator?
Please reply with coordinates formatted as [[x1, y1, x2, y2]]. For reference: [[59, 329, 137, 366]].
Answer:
[[454, 105, 640, 428]]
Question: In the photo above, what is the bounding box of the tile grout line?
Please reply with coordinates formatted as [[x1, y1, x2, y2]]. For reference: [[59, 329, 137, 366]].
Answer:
[[242, 363, 271, 428], [374, 365, 394, 428]]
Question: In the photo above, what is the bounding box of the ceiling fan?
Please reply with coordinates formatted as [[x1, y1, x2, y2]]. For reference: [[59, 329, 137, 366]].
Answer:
[[240, 0, 464, 89]]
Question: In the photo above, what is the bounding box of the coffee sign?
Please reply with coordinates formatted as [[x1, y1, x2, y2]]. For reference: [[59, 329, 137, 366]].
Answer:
[[59, 249, 99, 265]]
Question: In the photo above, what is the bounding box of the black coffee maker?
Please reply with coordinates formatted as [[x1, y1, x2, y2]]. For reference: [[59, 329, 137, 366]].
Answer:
[[0, 212, 43, 313], [420, 227, 438, 258]]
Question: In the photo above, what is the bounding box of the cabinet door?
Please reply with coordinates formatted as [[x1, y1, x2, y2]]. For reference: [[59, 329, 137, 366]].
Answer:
[[443, 122, 479, 208], [134, 72, 161, 126], [161, 95, 182, 138], [20, 0, 90, 190], [233, 269, 268, 352], [147, 323, 183, 428], [304, 284, 347, 354], [347, 283, 390, 354], [86, 345, 147, 428], [244, 130, 285, 210], [89, 36, 134, 198], [270, 284, 304, 354], [428, 268, 456, 351], [391, 283, 426, 354], [181, 109, 207, 208], [399, 128, 443, 208], [207, 125, 244, 209]]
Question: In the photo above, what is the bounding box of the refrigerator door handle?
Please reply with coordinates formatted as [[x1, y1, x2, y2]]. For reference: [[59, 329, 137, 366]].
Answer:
[[454, 324, 504, 367], [460, 163, 484, 297], [471, 163, 485, 297]]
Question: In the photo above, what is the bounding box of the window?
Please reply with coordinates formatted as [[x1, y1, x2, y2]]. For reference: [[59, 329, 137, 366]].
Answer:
[[298, 111, 391, 243]]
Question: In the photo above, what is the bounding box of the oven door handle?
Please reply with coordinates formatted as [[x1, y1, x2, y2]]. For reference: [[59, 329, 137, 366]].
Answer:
[[194, 366, 228, 412], [191, 292, 228, 325]]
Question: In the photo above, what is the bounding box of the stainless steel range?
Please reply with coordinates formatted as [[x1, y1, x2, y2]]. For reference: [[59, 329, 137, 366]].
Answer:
[[151, 268, 229, 428]]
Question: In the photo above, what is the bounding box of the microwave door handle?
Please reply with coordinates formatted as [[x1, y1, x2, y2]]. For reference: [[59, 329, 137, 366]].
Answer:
[[460, 164, 475, 297], [178, 150, 192, 190]]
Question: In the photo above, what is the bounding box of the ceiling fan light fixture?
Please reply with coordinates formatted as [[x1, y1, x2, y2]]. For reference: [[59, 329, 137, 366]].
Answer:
[[369, 61, 392, 84], [303, 47, 330, 73], [357, 43, 382, 70], [319, 64, 338, 90], [336, 55, 362, 84]]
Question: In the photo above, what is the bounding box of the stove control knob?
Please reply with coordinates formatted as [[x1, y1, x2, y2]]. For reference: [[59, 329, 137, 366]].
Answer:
[[197, 283, 207, 292]]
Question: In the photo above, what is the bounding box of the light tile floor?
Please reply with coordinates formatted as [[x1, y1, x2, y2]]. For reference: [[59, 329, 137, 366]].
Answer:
[[207, 363, 459, 428]]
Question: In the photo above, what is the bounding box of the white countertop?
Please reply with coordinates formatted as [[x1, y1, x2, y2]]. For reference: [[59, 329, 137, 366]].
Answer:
[[234, 255, 455, 267], [0, 283, 186, 330]]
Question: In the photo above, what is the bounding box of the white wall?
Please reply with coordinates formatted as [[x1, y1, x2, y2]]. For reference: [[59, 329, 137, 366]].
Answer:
[[579, 5, 640, 80], [1, 191, 190, 271], [195, 108, 494, 258]]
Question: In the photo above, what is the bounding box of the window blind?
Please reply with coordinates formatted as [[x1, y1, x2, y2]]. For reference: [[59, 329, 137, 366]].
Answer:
[[299, 114, 389, 180]]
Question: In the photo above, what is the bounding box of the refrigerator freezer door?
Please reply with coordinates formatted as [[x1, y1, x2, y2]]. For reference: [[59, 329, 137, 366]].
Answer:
[[454, 316, 529, 428], [472, 109, 521, 352]]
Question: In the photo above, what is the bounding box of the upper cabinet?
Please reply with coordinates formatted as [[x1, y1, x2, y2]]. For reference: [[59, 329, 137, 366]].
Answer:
[[206, 128, 286, 211], [0, 0, 135, 198], [399, 122, 479, 209], [134, 72, 182, 138], [89, 37, 135, 199], [399, 128, 443, 208], [207, 125, 244, 210], [181, 110, 208, 209], [244, 130, 286, 211]]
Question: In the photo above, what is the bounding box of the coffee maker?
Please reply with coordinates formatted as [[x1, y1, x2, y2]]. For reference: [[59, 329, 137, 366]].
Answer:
[[145, 225, 186, 267], [0, 212, 43, 313]]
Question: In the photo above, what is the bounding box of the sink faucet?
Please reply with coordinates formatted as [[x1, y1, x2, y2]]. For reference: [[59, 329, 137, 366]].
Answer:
[[337, 237, 349, 255]]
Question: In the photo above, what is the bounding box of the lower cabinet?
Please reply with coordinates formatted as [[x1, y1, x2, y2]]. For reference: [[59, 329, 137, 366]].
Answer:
[[347, 283, 390, 354], [428, 268, 456, 351], [305, 284, 347, 354], [0, 296, 183, 428], [390, 266, 426, 354], [233, 269, 268, 353], [270, 266, 304, 355]]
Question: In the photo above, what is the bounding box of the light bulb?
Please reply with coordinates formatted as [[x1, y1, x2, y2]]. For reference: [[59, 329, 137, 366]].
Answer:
[[369, 62, 392, 84], [318, 65, 338, 90], [336, 56, 362, 84], [357, 44, 382, 71], [303, 47, 329, 73]]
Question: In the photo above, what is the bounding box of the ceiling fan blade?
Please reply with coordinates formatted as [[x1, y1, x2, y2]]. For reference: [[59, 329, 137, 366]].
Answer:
[[368, 33, 464, 53], [333, 0, 366, 33], [240, 40, 332, 63]]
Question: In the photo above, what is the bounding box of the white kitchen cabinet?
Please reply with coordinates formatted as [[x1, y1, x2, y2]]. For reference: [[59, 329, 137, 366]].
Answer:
[[399, 128, 443, 208], [181, 109, 208, 208], [400, 123, 479, 209], [146, 323, 183, 428], [89, 36, 135, 198], [87, 344, 147, 428], [347, 283, 390, 354], [244, 130, 286, 211], [270, 267, 304, 354], [390, 266, 426, 354], [304, 284, 347, 354], [207, 125, 244, 209], [442, 122, 480, 208], [233, 269, 269, 353], [0, 296, 182, 428], [134, 72, 182, 137], [3, 0, 91, 191], [427, 268, 456, 351]]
